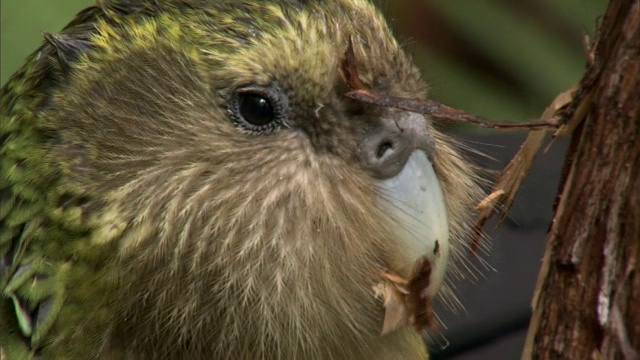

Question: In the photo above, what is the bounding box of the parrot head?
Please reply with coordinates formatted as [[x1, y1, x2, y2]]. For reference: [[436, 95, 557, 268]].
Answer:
[[0, 0, 481, 358]]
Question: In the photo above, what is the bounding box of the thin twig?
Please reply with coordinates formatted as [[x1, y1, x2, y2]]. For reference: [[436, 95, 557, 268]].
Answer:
[[339, 39, 561, 130], [346, 89, 561, 129]]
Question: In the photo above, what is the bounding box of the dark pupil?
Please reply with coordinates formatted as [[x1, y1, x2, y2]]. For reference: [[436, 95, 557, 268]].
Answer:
[[239, 94, 275, 126]]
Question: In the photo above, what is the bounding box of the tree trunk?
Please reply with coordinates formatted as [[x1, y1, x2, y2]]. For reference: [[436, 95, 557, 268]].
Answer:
[[522, 0, 640, 359]]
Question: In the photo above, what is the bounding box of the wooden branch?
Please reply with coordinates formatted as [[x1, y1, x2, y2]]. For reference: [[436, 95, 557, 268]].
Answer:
[[523, 0, 640, 358]]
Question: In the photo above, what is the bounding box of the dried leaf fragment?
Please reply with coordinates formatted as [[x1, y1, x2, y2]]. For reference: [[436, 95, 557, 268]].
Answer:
[[374, 258, 436, 336], [373, 280, 409, 336]]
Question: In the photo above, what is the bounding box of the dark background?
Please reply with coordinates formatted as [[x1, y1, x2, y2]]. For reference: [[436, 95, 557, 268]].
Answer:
[[1, 1, 607, 358]]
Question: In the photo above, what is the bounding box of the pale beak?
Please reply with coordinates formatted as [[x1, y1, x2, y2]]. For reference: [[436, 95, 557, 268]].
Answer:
[[379, 150, 450, 297]]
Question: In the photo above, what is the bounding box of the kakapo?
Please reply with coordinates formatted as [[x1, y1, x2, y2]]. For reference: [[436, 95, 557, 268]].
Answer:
[[0, 0, 482, 358]]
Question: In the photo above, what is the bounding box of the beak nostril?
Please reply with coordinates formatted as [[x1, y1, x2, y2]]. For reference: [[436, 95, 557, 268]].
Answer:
[[359, 112, 434, 178], [376, 141, 393, 159]]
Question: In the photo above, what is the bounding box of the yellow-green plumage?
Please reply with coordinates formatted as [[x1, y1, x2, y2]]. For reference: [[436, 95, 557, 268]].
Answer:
[[1, 1, 481, 359]]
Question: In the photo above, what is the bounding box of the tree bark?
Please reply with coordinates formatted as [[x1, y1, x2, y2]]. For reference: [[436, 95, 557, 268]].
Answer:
[[523, 0, 640, 359]]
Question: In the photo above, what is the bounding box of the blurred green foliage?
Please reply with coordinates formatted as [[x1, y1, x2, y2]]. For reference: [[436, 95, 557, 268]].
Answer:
[[2, 0, 606, 122], [381, 0, 606, 121], [1, 0, 91, 83]]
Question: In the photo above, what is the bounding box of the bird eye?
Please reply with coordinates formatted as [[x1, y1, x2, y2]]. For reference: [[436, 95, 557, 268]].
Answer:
[[238, 94, 275, 126], [229, 85, 288, 133]]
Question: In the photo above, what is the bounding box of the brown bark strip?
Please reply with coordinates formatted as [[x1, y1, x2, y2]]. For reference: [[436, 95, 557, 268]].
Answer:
[[406, 258, 436, 332], [472, 87, 577, 251], [340, 37, 365, 91], [523, 0, 640, 358]]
